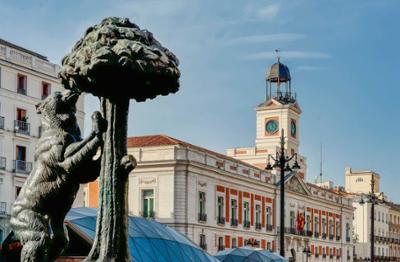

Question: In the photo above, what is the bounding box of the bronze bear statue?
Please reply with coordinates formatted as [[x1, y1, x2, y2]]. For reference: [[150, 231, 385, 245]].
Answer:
[[10, 90, 106, 262]]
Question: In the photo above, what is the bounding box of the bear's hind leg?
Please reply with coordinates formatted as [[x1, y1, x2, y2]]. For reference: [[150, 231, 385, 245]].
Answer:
[[48, 219, 69, 261], [13, 210, 51, 262]]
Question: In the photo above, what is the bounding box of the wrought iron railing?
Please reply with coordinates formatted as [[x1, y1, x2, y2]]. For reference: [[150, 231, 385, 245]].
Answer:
[[13, 160, 32, 174], [217, 216, 225, 225], [231, 218, 238, 227], [198, 213, 207, 222], [14, 120, 30, 135]]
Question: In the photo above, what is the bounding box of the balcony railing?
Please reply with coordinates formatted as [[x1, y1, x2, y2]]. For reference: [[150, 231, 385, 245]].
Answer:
[[336, 235, 341, 241], [141, 211, 155, 219], [329, 255, 333, 259], [198, 213, 207, 222], [266, 224, 273, 231], [329, 234, 334, 240], [346, 236, 351, 242], [322, 254, 326, 258], [306, 230, 313, 237], [0, 157, 6, 170], [218, 245, 225, 251], [255, 222, 262, 230], [231, 218, 238, 227], [217, 216, 225, 225], [314, 232, 319, 238], [0, 116, 4, 130], [13, 160, 32, 174], [322, 233, 327, 239], [315, 254, 319, 258], [14, 120, 30, 135], [17, 87, 27, 95], [243, 220, 250, 228]]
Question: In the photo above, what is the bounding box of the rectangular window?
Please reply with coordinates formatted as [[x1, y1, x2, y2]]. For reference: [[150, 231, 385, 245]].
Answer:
[[218, 236, 224, 251], [142, 189, 154, 218], [231, 199, 237, 222], [231, 238, 237, 248], [15, 186, 22, 199], [16, 108, 27, 121], [336, 221, 340, 237], [290, 211, 295, 229], [244, 201, 250, 224], [16, 145, 26, 161], [0, 202, 6, 214], [255, 204, 261, 227], [41, 82, 51, 99], [17, 74, 27, 95], [306, 215, 311, 231], [199, 191, 206, 215], [314, 217, 319, 233], [0, 67, 2, 88], [329, 220, 333, 235], [217, 196, 224, 222], [322, 218, 326, 234], [199, 234, 206, 250], [266, 207, 271, 227]]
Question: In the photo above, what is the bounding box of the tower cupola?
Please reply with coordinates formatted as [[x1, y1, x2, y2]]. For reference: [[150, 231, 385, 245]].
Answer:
[[266, 51, 296, 104]]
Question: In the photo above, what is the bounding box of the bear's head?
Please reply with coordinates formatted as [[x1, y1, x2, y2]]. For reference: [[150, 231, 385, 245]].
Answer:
[[36, 90, 80, 134]]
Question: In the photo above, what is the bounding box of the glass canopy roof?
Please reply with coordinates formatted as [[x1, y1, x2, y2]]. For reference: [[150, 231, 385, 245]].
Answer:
[[66, 208, 218, 262], [215, 247, 288, 262]]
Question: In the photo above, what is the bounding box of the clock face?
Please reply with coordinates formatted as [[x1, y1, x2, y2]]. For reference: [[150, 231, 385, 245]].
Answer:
[[291, 121, 297, 137], [265, 120, 279, 134]]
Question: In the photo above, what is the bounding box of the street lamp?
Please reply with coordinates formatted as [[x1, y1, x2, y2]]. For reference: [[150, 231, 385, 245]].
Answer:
[[303, 246, 311, 262], [359, 176, 384, 262], [265, 128, 301, 257]]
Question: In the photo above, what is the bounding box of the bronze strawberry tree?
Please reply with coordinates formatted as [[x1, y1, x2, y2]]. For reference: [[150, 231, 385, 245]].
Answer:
[[59, 17, 180, 261]]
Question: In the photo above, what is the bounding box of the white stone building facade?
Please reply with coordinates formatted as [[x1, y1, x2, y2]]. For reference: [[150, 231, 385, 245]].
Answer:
[[0, 39, 85, 242]]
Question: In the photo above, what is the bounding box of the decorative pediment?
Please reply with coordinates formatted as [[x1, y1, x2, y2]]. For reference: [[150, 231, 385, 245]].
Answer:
[[285, 174, 311, 195]]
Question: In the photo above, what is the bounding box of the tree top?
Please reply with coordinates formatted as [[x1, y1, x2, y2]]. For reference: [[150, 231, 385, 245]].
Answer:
[[59, 17, 180, 101]]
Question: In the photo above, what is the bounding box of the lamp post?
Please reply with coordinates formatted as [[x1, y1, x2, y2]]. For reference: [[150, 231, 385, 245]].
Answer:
[[359, 176, 383, 262], [303, 246, 311, 262], [265, 128, 301, 257]]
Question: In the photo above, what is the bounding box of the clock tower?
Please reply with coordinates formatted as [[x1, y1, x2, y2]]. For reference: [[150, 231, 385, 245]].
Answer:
[[255, 57, 301, 156], [227, 56, 307, 179]]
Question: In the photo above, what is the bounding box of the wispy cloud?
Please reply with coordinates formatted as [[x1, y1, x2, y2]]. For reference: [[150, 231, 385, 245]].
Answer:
[[242, 51, 331, 60], [230, 33, 306, 44], [296, 66, 328, 71], [256, 3, 281, 19]]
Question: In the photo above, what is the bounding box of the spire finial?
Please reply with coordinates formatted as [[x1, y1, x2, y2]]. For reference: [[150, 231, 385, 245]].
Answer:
[[275, 48, 281, 63]]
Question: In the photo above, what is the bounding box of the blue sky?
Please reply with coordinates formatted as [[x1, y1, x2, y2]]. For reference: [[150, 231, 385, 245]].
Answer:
[[1, 0, 399, 201]]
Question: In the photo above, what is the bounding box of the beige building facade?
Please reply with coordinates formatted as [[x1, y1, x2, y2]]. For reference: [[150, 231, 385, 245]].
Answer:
[[388, 203, 400, 260]]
